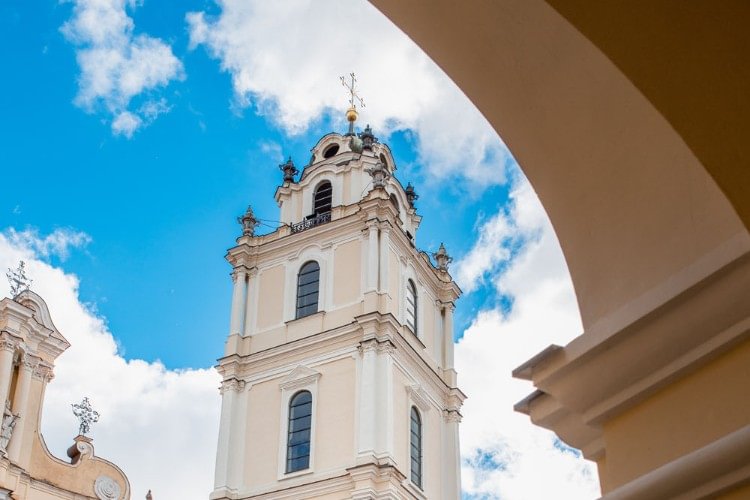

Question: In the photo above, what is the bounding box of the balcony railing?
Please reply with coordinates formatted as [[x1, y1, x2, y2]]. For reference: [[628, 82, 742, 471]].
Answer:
[[290, 212, 332, 234]]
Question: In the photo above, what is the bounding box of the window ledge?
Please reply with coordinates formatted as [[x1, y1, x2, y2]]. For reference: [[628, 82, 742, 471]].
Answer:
[[403, 481, 427, 500], [404, 326, 426, 349], [278, 467, 314, 481], [286, 310, 325, 325]]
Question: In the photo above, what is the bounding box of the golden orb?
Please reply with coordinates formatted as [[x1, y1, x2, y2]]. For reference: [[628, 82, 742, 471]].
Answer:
[[346, 106, 358, 122]]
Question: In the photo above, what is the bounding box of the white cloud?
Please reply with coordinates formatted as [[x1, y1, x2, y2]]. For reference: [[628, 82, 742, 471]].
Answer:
[[186, 0, 509, 189], [62, 0, 184, 137], [111, 110, 142, 137], [4, 227, 92, 261], [0, 230, 219, 499], [454, 178, 599, 498]]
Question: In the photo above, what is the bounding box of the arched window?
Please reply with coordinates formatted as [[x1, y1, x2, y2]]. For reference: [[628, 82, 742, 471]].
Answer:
[[313, 181, 332, 216], [286, 390, 312, 473], [406, 279, 418, 334], [296, 261, 320, 319], [410, 406, 423, 488]]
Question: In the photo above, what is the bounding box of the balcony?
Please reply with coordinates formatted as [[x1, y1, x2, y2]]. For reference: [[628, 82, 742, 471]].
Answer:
[[290, 212, 331, 234]]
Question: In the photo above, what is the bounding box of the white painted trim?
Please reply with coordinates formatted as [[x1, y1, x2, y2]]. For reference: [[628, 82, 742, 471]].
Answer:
[[277, 365, 320, 480], [284, 246, 330, 322]]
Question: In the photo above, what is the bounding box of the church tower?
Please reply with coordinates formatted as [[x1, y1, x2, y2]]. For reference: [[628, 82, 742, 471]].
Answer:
[[211, 100, 464, 499]]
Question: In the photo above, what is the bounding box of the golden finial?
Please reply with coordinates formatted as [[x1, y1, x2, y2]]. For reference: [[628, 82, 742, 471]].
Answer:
[[340, 73, 365, 135]]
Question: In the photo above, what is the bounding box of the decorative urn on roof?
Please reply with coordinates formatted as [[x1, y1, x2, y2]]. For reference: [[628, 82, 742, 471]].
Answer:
[[433, 243, 453, 271], [279, 157, 298, 183], [238, 205, 260, 236], [405, 182, 419, 208]]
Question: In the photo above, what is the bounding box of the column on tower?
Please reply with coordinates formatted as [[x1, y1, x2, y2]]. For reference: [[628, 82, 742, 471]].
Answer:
[[366, 221, 379, 292], [356, 338, 395, 464], [7, 353, 37, 462], [213, 379, 242, 493], [442, 302, 457, 386], [378, 223, 391, 295], [442, 410, 462, 498], [229, 267, 248, 336], [242, 268, 258, 336], [0, 336, 16, 409]]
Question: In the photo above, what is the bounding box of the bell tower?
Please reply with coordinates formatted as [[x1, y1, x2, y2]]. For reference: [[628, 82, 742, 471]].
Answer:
[[211, 101, 464, 499]]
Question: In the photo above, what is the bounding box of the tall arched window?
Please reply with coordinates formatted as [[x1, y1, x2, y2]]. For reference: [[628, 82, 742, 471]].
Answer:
[[406, 279, 418, 334], [410, 406, 423, 488], [313, 181, 332, 216], [296, 261, 320, 319], [286, 390, 312, 473]]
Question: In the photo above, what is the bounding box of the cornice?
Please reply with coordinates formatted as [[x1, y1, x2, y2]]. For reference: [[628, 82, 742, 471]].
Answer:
[[515, 249, 750, 459]]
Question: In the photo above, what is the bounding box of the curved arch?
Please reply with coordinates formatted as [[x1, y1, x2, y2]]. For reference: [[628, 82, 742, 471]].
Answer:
[[371, 1, 748, 330], [286, 390, 312, 473], [410, 406, 423, 488], [312, 181, 332, 216], [295, 261, 320, 319], [405, 279, 418, 335]]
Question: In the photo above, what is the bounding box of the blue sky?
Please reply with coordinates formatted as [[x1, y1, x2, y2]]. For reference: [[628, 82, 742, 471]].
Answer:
[[1, 0, 514, 369], [0, 1, 599, 498]]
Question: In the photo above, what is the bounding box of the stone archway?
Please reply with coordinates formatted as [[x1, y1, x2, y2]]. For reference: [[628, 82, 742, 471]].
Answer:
[[370, 1, 750, 497]]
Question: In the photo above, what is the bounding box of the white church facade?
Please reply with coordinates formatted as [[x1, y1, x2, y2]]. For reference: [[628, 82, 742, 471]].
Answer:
[[211, 111, 464, 499]]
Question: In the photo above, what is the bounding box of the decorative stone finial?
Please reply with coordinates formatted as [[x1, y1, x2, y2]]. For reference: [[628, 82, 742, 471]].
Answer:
[[359, 124, 378, 151], [366, 161, 390, 189], [405, 182, 419, 208], [237, 205, 260, 237], [6, 261, 32, 298], [72, 397, 99, 436], [146, 490, 153, 500], [433, 243, 453, 271], [279, 157, 298, 183]]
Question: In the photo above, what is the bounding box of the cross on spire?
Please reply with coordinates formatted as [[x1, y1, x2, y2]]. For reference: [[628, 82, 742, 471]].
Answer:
[[340, 72, 365, 110], [6, 261, 32, 298], [72, 397, 100, 436]]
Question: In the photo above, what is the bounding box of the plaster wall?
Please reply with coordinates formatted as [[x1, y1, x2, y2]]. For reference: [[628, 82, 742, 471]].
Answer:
[[243, 379, 281, 487], [255, 265, 285, 331], [332, 240, 361, 307], [601, 336, 750, 491], [242, 357, 356, 492]]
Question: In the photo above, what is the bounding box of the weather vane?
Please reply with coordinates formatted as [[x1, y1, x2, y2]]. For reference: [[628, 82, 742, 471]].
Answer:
[[6, 261, 32, 298], [72, 397, 100, 436], [340, 72, 365, 110]]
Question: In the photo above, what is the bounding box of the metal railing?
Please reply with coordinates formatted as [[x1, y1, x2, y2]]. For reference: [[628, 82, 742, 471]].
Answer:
[[290, 212, 332, 234]]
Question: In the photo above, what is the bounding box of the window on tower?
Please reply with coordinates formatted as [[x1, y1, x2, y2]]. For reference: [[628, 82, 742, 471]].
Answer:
[[296, 261, 320, 319], [406, 279, 418, 334], [286, 390, 312, 473], [313, 181, 332, 216], [410, 406, 423, 488]]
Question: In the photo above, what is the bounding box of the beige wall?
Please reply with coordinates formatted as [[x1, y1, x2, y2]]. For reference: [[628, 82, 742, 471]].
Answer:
[[256, 265, 284, 331], [244, 379, 281, 486], [601, 337, 750, 491], [333, 240, 361, 306], [314, 357, 356, 471]]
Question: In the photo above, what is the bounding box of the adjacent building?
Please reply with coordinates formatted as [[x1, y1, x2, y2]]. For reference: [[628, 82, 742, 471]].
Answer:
[[0, 287, 130, 499]]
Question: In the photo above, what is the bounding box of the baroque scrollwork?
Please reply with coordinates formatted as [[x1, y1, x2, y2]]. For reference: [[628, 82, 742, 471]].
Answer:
[[94, 475, 121, 500]]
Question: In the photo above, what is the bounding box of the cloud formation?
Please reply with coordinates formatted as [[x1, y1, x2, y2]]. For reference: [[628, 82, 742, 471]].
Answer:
[[186, 0, 509, 189], [62, 0, 184, 137], [4, 227, 92, 261], [0, 230, 219, 499], [454, 179, 599, 498]]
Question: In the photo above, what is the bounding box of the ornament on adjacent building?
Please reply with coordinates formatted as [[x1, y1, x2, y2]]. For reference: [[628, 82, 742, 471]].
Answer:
[[359, 124, 378, 151], [146, 490, 153, 500], [0, 400, 20, 457], [72, 397, 99, 436], [366, 161, 390, 189], [237, 205, 260, 237], [94, 475, 121, 500], [6, 261, 32, 298], [279, 157, 298, 183], [405, 182, 419, 208], [432, 243, 453, 271]]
